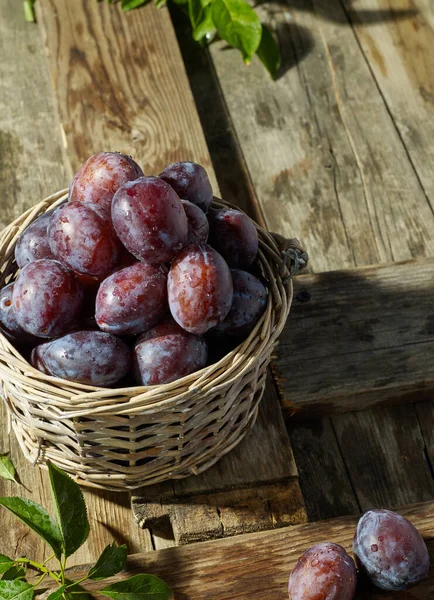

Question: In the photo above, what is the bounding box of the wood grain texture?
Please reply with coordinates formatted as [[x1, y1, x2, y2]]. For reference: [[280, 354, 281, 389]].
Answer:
[[133, 379, 306, 543], [333, 405, 434, 509], [274, 259, 434, 416], [347, 0, 434, 200], [37, 0, 217, 187], [208, 0, 434, 273], [0, 0, 152, 563], [0, 0, 70, 228], [45, 501, 434, 600], [287, 417, 360, 520]]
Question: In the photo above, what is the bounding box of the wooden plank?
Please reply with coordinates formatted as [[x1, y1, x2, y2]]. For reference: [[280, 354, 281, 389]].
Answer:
[[47, 501, 434, 600], [208, 0, 434, 273], [287, 417, 360, 520], [133, 379, 306, 544], [35, 0, 305, 543], [0, 0, 70, 228], [37, 0, 217, 185], [332, 405, 434, 509], [274, 259, 434, 417], [0, 0, 153, 563], [348, 0, 434, 200]]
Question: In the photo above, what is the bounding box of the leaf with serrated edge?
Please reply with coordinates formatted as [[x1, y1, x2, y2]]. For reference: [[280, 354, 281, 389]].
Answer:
[[0, 580, 33, 600], [256, 24, 280, 79], [212, 0, 261, 63], [46, 586, 65, 600], [0, 457, 18, 484], [0, 498, 62, 559], [1, 567, 25, 582], [0, 558, 14, 576], [88, 543, 127, 581], [48, 463, 89, 559], [101, 574, 171, 600]]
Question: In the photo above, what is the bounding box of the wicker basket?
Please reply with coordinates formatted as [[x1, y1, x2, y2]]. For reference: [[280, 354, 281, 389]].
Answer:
[[0, 190, 307, 491]]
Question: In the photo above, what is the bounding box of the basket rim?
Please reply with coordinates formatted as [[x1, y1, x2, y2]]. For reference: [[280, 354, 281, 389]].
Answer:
[[0, 189, 294, 418]]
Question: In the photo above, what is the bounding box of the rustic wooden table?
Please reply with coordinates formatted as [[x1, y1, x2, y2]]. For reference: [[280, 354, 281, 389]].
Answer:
[[1, 0, 434, 596]]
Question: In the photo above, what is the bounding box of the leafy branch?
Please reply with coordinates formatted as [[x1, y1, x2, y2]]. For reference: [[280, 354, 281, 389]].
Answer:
[[0, 462, 171, 600], [24, 0, 280, 78]]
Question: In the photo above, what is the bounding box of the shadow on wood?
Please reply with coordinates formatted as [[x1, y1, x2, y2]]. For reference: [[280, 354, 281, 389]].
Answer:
[[273, 259, 434, 418], [256, 0, 416, 26]]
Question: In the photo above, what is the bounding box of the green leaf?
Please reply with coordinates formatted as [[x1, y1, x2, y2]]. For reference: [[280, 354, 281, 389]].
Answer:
[[48, 463, 89, 558], [0, 580, 33, 600], [46, 586, 65, 600], [0, 558, 14, 576], [1, 568, 26, 582], [256, 24, 280, 79], [64, 580, 90, 600], [193, 7, 215, 42], [155, 0, 167, 7], [211, 0, 261, 63], [188, 0, 203, 29], [0, 456, 18, 484], [23, 0, 36, 23], [88, 543, 127, 581], [101, 575, 171, 600], [121, 0, 151, 11], [0, 498, 62, 560], [188, 0, 215, 43]]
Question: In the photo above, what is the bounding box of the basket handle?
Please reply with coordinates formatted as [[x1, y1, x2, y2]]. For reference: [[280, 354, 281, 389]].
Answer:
[[271, 232, 309, 282]]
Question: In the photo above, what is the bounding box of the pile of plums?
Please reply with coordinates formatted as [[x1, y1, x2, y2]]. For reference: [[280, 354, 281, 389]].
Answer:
[[288, 509, 430, 599], [0, 152, 268, 387]]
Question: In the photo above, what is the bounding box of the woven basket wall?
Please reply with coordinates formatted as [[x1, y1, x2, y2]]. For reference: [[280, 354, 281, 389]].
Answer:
[[0, 190, 307, 491]]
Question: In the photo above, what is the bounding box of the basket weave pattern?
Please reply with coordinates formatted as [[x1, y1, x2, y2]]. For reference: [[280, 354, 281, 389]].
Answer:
[[0, 190, 303, 491]]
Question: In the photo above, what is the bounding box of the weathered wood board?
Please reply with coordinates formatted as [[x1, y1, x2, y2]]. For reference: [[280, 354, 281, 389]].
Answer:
[[274, 259, 434, 417], [37, 0, 217, 185], [133, 381, 306, 545], [50, 502, 434, 600]]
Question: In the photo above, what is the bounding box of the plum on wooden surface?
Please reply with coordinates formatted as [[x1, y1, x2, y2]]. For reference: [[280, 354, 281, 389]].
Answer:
[[49, 201, 121, 280], [353, 509, 430, 591], [182, 200, 209, 244], [209, 269, 267, 339], [208, 207, 258, 269], [96, 262, 168, 336], [288, 542, 357, 600], [0, 283, 41, 345], [168, 244, 233, 335], [13, 259, 83, 338], [111, 176, 188, 264], [159, 161, 213, 212], [69, 151, 144, 211], [15, 211, 55, 269], [134, 319, 207, 385], [31, 330, 131, 387]]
